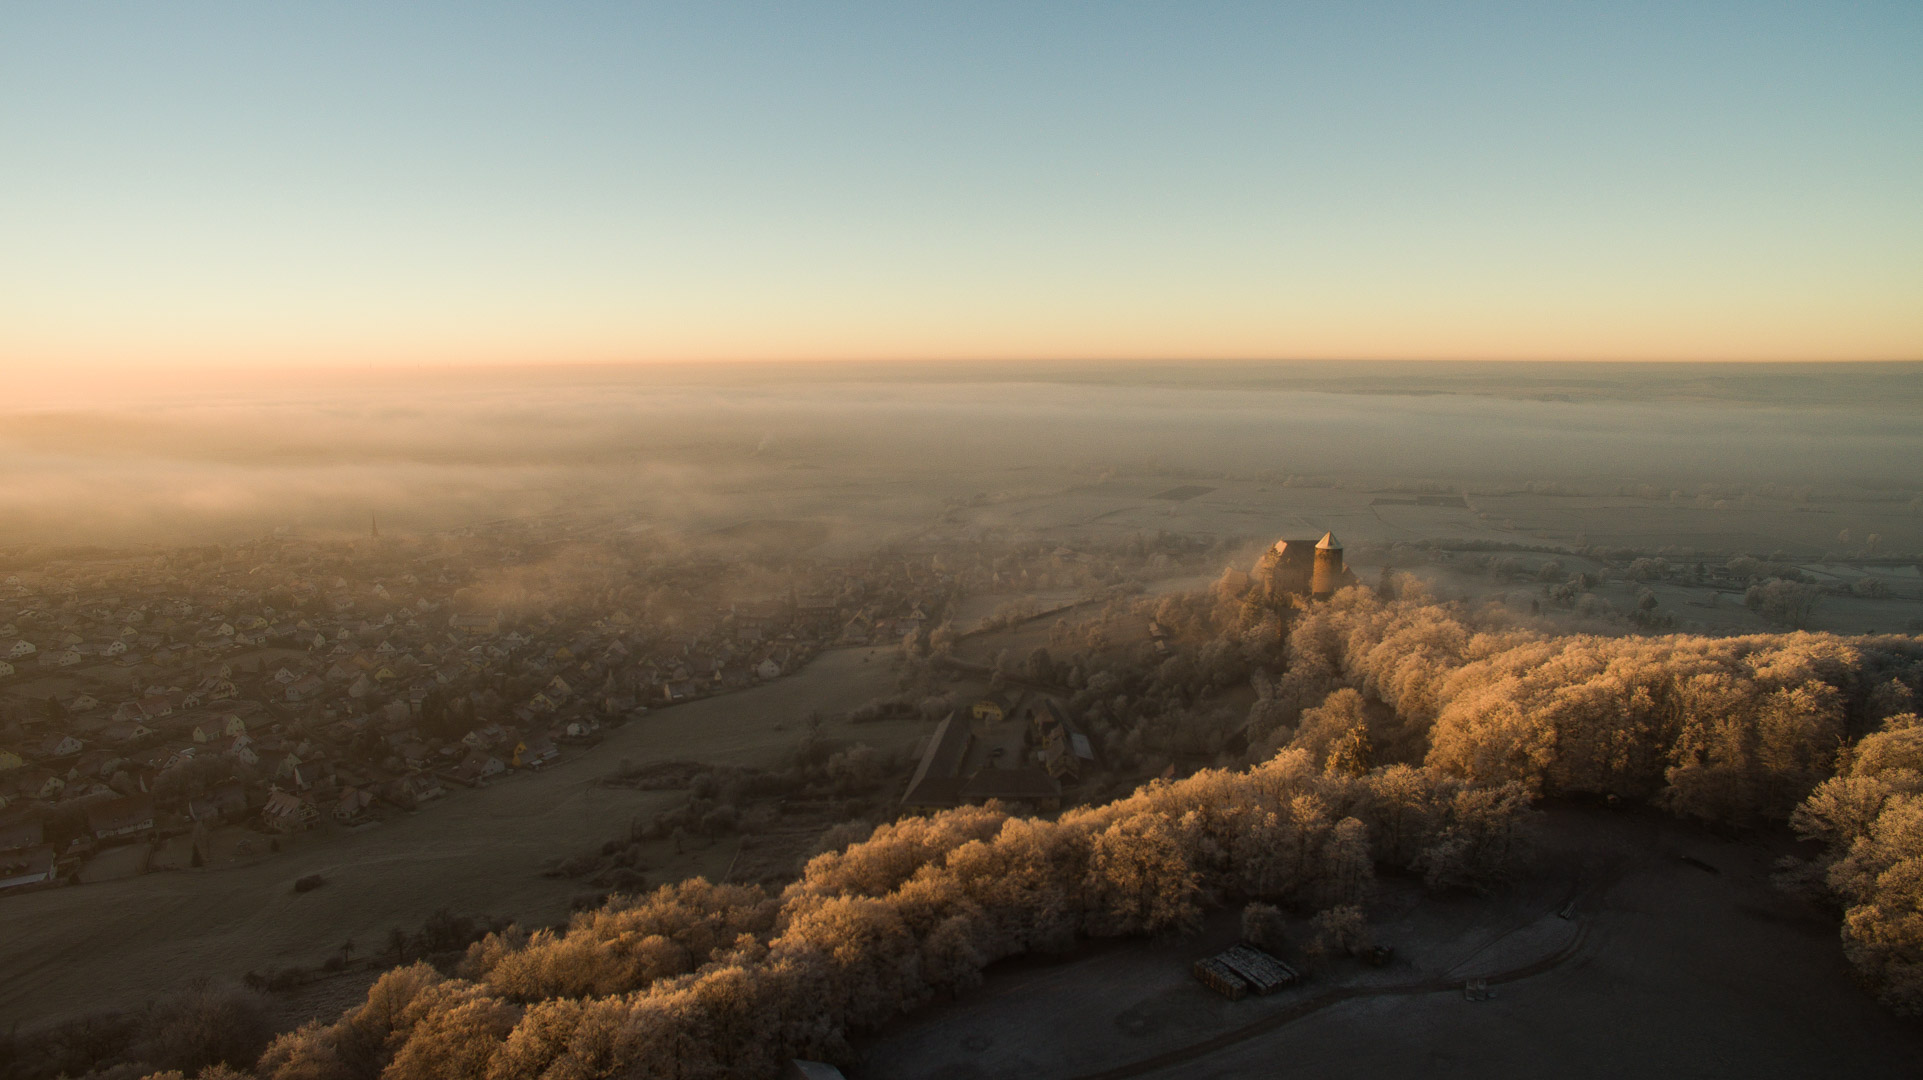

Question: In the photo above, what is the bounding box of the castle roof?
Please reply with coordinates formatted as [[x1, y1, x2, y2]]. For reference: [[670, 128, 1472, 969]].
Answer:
[[1316, 532, 1341, 550]]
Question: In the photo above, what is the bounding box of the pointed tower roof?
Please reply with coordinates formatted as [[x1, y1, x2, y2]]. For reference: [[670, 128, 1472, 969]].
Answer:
[[1316, 531, 1341, 550]]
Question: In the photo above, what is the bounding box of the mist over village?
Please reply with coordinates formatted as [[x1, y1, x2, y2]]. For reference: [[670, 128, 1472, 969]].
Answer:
[[3, 5, 1922, 1080]]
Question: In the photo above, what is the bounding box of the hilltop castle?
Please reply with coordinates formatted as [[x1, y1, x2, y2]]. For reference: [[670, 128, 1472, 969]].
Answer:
[[1251, 531, 1351, 599]]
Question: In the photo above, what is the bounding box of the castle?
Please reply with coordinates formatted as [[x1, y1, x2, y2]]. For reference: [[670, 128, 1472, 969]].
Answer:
[[1251, 531, 1351, 599]]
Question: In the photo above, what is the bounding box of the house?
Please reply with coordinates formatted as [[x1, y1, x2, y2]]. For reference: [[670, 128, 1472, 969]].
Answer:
[[755, 658, 782, 680], [0, 748, 24, 772], [0, 846, 56, 891], [445, 752, 505, 787], [188, 781, 250, 824], [221, 735, 260, 766], [35, 734, 83, 760], [87, 794, 156, 840], [41, 649, 82, 668], [512, 736, 559, 770], [7, 640, 36, 659], [98, 721, 153, 744], [384, 771, 445, 806], [191, 714, 246, 742], [462, 723, 510, 751], [1025, 699, 1097, 782], [261, 789, 320, 833], [392, 740, 434, 770], [0, 659, 13, 677], [73, 750, 125, 779], [333, 786, 376, 823], [14, 771, 64, 800], [287, 675, 327, 702], [448, 612, 499, 634], [259, 750, 307, 788]]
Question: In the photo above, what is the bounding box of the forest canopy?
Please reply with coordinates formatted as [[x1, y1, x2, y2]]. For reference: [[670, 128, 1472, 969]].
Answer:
[[125, 587, 1923, 1080]]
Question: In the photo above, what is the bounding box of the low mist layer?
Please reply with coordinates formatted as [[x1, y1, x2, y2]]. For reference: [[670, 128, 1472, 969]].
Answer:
[[3, 362, 1919, 548]]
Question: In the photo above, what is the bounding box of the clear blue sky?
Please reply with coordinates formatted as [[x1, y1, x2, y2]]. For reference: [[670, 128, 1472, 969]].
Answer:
[[2, 2, 1919, 370]]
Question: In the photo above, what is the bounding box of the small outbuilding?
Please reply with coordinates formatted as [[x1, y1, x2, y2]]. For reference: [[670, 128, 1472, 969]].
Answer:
[[1195, 944, 1298, 999], [1217, 944, 1299, 994], [1193, 956, 1249, 1000]]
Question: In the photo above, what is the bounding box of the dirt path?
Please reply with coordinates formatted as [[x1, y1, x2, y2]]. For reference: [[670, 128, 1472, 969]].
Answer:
[[1065, 918, 1590, 1080]]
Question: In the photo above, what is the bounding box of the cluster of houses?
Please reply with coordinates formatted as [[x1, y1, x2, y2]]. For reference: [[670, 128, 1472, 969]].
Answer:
[[0, 525, 970, 893], [900, 690, 1100, 811]]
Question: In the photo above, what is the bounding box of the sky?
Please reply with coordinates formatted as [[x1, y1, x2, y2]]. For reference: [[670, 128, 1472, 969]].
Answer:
[[2, 1, 1920, 374]]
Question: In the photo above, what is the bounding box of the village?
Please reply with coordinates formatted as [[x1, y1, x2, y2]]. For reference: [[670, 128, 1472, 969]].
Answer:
[[0, 518, 1226, 900], [0, 522, 943, 896], [6, 505, 1914, 900]]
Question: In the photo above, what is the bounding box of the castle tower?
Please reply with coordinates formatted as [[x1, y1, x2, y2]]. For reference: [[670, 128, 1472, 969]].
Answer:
[[1310, 532, 1344, 597]]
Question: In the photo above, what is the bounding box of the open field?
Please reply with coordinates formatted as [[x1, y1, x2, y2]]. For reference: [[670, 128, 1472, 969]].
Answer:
[[0, 646, 925, 1029], [854, 805, 1923, 1080]]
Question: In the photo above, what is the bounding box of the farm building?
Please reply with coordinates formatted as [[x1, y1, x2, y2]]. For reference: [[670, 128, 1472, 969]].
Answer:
[[87, 794, 156, 841], [262, 789, 321, 832], [901, 706, 1061, 810]]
